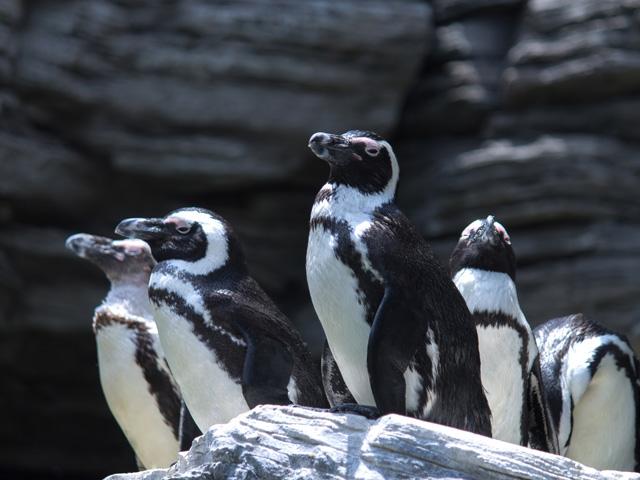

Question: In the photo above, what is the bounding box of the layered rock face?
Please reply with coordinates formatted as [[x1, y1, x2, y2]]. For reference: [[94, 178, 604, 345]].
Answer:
[[1, 0, 639, 478]]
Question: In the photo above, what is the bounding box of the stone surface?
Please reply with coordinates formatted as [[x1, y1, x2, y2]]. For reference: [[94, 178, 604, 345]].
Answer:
[[505, 0, 640, 105], [105, 405, 640, 480]]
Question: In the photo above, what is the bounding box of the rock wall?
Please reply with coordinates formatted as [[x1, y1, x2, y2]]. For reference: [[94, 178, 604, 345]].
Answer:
[[1, 0, 639, 478]]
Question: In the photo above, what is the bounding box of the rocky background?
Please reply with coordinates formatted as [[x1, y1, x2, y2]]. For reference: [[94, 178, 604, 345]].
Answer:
[[1, 0, 639, 478]]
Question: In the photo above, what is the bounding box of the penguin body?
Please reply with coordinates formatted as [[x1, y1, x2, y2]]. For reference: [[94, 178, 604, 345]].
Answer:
[[450, 217, 558, 452], [116, 208, 326, 433], [306, 131, 491, 435], [66, 234, 184, 469], [535, 314, 639, 471], [321, 341, 355, 407]]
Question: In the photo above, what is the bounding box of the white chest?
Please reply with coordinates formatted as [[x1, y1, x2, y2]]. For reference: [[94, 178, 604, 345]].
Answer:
[[306, 226, 376, 406], [475, 325, 526, 444], [565, 350, 636, 471], [151, 301, 250, 433], [96, 324, 179, 469]]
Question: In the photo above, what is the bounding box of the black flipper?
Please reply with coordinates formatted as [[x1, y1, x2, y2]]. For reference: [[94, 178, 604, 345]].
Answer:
[[321, 340, 356, 407], [240, 329, 293, 409], [367, 287, 428, 415], [528, 354, 560, 454], [178, 399, 201, 451]]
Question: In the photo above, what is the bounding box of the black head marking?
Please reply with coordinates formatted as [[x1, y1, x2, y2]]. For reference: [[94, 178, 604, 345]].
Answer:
[[308, 130, 397, 194], [450, 216, 516, 281], [116, 207, 247, 272], [66, 233, 155, 283]]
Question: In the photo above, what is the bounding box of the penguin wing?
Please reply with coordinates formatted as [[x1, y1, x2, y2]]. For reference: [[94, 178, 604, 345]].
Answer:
[[367, 286, 429, 415], [213, 296, 294, 409], [178, 399, 201, 451], [321, 340, 356, 407], [363, 205, 443, 415], [528, 355, 561, 454]]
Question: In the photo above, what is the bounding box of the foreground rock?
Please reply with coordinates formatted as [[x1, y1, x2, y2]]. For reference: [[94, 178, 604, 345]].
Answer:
[[106, 405, 639, 480]]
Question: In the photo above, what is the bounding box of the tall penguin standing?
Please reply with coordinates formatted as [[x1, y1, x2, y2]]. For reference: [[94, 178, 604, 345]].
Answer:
[[306, 130, 491, 435], [65, 234, 193, 469], [449, 217, 558, 453], [116, 208, 327, 432], [535, 314, 640, 471]]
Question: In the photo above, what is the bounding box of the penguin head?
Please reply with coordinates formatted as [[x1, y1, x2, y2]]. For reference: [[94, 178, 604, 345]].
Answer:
[[115, 208, 244, 275], [308, 130, 399, 194], [449, 215, 516, 281], [65, 233, 155, 282]]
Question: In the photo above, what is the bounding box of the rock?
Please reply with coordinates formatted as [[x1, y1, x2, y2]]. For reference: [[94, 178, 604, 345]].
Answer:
[[13, 0, 430, 189], [505, 0, 640, 105], [431, 0, 524, 23], [105, 405, 640, 480], [400, 11, 520, 137]]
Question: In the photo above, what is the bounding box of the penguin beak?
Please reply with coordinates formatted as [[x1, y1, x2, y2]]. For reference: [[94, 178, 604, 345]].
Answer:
[[477, 215, 498, 245], [65, 233, 125, 261], [308, 132, 353, 166], [115, 218, 169, 241]]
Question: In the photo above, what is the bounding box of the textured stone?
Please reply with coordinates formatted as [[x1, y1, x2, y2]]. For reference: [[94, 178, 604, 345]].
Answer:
[[400, 11, 520, 136], [106, 405, 640, 480], [505, 0, 640, 104], [13, 0, 430, 188]]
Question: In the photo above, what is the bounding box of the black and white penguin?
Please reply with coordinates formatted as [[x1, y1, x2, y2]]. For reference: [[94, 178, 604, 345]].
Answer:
[[306, 130, 491, 435], [450, 216, 558, 453], [65, 234, 187, 469], [116, 208, 327, 433], [534, 314, 640, 471], [321, 341, 355, 407]]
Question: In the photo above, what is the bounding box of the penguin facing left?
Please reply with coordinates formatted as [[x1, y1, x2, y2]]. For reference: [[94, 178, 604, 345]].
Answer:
[[306, 130, 491, 436], [65, 234, 194, 469], [450, 216, 558, 453], [116, 208, 327, 433]]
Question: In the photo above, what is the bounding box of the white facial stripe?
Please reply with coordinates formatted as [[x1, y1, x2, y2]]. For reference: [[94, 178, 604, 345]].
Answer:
[[167, 210, 229, 275]]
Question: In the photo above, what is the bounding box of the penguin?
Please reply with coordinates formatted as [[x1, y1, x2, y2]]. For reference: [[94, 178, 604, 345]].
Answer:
[[306, 130, 492, 435], [115, 208, 327, 433], [449, 216, 559, 453], [534, 314, 640, 472], [321, 341, 355, 407], [65, 234, 196, 469]]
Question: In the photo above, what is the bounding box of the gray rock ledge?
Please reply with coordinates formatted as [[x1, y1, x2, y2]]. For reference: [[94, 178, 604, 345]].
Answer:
[[105, 405, 640, 480]]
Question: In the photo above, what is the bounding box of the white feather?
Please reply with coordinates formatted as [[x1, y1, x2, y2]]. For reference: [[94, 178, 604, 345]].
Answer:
[[453, 267, 537, 445], [565, 350, 636, 471], [151, 293, 250, 433], [95, 318, 179, 469]]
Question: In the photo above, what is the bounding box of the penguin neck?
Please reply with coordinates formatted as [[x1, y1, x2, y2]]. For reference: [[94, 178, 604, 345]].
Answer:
[[102, 280, 155, 320], [453, 267, 524, 321], [311, 180, 397, 220]]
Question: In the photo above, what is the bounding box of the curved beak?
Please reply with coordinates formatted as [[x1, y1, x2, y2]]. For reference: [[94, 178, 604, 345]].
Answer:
[[115, 217, 168, 241], [65, 233, 112, 258], [477, 215, 498, 244], [308, 132, 352, 165]]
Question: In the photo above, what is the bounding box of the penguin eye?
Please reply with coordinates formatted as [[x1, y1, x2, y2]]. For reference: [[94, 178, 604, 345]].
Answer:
[[365, 146, 380, 157], [176, 225, 192, 235]]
